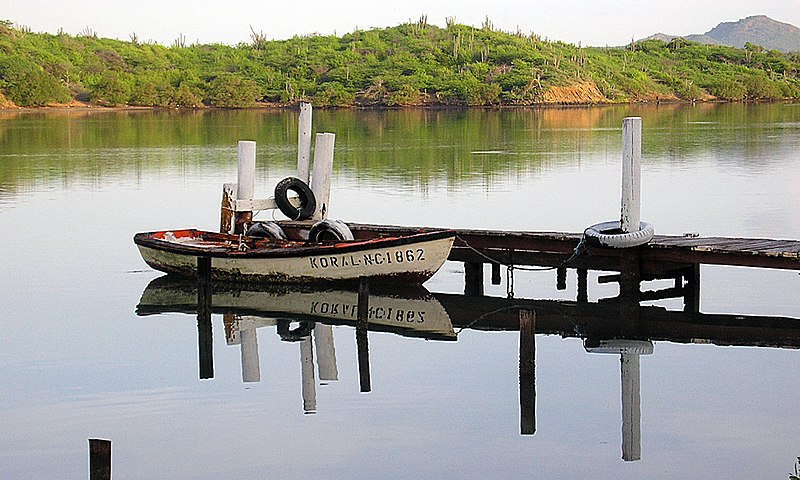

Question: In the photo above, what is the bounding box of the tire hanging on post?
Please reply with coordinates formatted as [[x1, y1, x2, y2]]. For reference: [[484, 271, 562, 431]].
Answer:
[[274, 177, 316, 221]]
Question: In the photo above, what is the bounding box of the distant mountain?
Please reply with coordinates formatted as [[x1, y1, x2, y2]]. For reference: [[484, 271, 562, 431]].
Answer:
[[645, 15, 800, 53]]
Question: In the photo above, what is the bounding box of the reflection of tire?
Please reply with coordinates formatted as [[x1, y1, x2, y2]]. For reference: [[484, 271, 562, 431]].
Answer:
[[584, 221, 654, 248], [308, 219, 354, 242], [277, 320, 313, 341], [245, 221, 287, 240], [274, 177, 316, 220]]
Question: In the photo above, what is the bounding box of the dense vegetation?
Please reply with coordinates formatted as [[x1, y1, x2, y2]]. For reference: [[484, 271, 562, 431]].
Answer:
[[1, 17, 799, 108]]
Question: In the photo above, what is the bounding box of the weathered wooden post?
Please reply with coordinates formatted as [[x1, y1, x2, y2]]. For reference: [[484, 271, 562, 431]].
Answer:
[[89, 438, 111, 480], [620, 117, 642, 234], [234, 140, 256, 234], [619, 117, 643, 298], [310, 133, 335, 220], [519, 309, 536, 435], [297, 102, 312, 183]]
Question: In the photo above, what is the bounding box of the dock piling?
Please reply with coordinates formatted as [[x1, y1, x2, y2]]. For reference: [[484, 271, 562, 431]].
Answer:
[[297, 102, 312, 183], [621, 117, 642, 234], [310, 133, 335, 220], [235, 140, 256, 234]]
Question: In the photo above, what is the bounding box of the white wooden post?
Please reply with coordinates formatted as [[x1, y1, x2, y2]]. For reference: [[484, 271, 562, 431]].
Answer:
[[620, 117, 642, 233], [310, 133, 335, 220], [314, 324, 338, 381], [297, 103, 312, 183], [300, 337, 317, 413], [240, 328, 260, 383], [235, 140, 257, 233]]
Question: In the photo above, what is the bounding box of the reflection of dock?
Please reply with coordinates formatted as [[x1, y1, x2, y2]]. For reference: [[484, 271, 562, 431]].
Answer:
[[435, 293, 800, 349], [136, 275, 799, 461]]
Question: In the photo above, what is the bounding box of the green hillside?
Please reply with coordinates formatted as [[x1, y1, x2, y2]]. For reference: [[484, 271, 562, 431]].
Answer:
[[1, 18, 799, 108]]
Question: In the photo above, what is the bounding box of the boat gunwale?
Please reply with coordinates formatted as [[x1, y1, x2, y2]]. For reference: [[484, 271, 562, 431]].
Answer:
[[133, 229, 455, 259]]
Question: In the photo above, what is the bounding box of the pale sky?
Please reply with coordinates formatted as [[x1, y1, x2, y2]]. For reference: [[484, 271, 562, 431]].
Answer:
[[5, 0, 799, 47]]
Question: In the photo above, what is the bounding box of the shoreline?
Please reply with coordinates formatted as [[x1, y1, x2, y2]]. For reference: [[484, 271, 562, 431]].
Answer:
[[0, 99, 787, 114]]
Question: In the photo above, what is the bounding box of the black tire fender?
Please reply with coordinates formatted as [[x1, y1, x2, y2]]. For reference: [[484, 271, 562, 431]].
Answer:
[[274, 177, 316, 220], [245, 221, 287, 240], [308, 219, 354, 243]]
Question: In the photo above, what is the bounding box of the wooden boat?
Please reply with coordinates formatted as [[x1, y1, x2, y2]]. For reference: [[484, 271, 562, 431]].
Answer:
[[133, 228, 455, 285]]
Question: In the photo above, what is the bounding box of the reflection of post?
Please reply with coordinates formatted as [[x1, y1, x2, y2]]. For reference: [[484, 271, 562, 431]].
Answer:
[[357, 277, 371, 393], [300, 337, 317, 414], [519, 309, 536, 435], [89, 438, 111, 480], [240, 328, 260, 383], [577, 268, 588, 303], [314, 324, 338, 382], [197, 256, 214, 380], [684, 264, 700, 313], [621, 353, 641, 461]]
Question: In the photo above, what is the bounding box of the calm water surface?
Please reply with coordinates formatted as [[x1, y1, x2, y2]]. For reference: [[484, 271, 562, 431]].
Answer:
[[0, 104, 798, 479]]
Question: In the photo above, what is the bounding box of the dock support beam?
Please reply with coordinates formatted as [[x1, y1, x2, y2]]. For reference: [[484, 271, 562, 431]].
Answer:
[[464, 262, 484, 296]]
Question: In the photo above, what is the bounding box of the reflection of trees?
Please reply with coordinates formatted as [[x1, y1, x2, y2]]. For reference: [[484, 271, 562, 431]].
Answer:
[[0, 103, 795, 197]]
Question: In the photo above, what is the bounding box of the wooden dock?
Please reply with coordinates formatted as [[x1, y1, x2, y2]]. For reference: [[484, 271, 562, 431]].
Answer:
[[282, 222, 800, 308]]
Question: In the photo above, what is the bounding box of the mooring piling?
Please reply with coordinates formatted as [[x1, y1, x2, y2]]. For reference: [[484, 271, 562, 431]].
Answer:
[[310, 132, 335, 221], [297, 102, 312, 183], [620, 117, 642, 234], [234, 140, 257, 234]]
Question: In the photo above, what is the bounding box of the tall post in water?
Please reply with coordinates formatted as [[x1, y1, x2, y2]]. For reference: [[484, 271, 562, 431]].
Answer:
[[297, 103, 312, 183], [310, 133, 335, 220], [235, 140, 256, 234], [620, 117, 642, 234]]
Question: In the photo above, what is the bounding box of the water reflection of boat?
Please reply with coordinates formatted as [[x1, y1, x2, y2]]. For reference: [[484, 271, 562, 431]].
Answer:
[[136, 275, 456, 414], [137, 275, 456, 341]]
